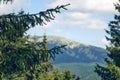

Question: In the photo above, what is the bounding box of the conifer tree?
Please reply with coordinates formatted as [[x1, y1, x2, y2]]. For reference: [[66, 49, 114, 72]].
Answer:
[[95, 0, 120, 80], [0, 1, 71, 79]]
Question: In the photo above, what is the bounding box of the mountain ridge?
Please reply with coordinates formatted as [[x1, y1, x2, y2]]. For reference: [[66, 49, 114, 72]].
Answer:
[[33, 35, 108, 63]]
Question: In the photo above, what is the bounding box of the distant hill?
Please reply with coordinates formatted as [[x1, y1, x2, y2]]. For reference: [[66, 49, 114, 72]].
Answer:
[[54, 63, 101, 80], [30, 35, 107, 80], [34, 35, 108, 63]]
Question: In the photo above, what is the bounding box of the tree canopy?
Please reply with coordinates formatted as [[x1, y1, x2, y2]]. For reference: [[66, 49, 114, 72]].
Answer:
[[95, 1, 120, 80], [0, 1, 75, 79]]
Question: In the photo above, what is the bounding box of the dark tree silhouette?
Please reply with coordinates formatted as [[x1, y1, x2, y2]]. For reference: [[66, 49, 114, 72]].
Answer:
[[0, 1, 71, 79], [0, 0, 13, 4], [95, 0, 120, 80]]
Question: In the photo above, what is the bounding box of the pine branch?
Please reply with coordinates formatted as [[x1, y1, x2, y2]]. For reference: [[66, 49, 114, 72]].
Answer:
[[0, 4, 70, 41], [0, 4, 70, 28], [48, 45, 67, 60], [0, 0, 12, 4], [38, 45, 67, 61]]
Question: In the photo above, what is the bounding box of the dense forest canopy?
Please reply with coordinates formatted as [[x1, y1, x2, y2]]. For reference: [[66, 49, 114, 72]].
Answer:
[[0, 0, 79, 80]]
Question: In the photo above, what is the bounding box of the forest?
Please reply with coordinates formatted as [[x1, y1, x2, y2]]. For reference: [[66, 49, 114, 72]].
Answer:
[[0, 0, 120, 80]]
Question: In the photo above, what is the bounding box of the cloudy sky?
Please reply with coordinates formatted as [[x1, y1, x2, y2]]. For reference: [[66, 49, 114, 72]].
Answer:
[[0, 0, 118, 48]]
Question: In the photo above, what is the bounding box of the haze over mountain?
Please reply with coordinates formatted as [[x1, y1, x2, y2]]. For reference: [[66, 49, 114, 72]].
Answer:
[[35, 35, 108, 63]]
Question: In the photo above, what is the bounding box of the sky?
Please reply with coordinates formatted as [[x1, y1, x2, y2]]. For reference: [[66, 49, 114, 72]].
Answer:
[[0, 0, 118, 48]]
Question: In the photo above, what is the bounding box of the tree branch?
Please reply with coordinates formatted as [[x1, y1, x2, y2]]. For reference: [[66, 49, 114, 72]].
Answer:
[[0, 0, 12, 4]]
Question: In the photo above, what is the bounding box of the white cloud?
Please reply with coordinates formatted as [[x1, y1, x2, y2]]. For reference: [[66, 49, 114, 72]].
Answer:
[[54, 29, 62, 33], [44, 0, 117, 30], [48, 0, 117, 13], [69, 12, 90, 20], [55, 12, 91, 28], [0, 0, 31, 14], [102, 38, 110, 45], [88, 20, 107, 30], [47, 11, 107, 30], [84, 0, 117, 13]]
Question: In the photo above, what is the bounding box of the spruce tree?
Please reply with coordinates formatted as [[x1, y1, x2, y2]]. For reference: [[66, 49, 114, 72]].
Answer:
[[0, 1, 71, 79], [95, 0, 120, 80]]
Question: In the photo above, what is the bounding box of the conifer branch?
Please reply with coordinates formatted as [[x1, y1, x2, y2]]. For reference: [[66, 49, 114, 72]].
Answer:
[[48, 45, 67, 60], [0, 0, 12, 4], [0, 4, 70, 28]]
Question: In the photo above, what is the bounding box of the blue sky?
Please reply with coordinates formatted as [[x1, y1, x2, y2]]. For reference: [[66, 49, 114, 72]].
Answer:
[[0, 0, 118, 48]]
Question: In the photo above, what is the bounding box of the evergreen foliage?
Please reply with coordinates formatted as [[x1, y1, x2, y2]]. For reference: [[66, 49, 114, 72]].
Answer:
[[0, 1, 76, 79], [0, 0, 12, 4], [95, 0, 120, 80]]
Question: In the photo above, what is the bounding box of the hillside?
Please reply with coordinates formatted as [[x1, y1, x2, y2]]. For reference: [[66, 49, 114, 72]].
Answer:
[[54, 63, 102, 80], [35, 35, 108, 63], [30, 35, 107, 80]]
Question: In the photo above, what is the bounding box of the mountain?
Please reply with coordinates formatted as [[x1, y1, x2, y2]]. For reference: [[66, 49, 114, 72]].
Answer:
[[33, 35, 106, 80], [35, 35, 108, 63]]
